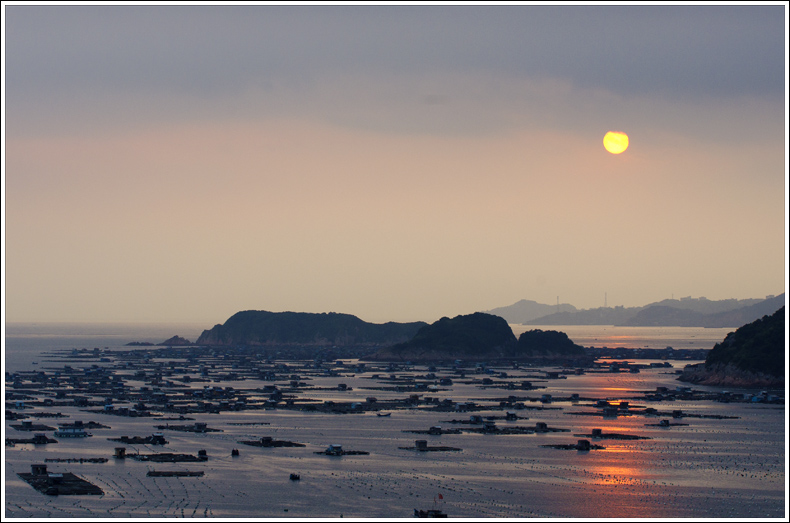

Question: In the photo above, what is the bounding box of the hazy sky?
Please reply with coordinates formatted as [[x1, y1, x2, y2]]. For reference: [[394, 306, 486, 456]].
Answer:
[[3, 3, 788, 325]]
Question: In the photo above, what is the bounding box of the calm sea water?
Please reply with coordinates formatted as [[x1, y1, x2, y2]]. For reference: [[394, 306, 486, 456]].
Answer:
[[4, 322, 784, 518], [4, 322, 208, 374], [513, 324, 734, 350]]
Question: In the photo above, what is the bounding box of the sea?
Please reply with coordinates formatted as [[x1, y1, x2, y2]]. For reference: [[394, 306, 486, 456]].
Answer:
[[4, 322, 209, 375], [3, 323, 786, 519], [3, 322, 734, 375]]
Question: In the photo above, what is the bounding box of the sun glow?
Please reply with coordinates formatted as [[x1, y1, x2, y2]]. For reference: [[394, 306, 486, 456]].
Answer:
[[603, 131, 629, 154]]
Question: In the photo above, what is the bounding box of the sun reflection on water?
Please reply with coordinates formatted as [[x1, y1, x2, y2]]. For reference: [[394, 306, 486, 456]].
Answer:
[[592, 464, 641, 484]]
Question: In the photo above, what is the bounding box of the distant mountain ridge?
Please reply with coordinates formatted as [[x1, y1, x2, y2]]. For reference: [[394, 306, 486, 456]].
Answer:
[[485, 299, 577, 324], [487, 294, 785, 328], [196, 310, 426, 347]]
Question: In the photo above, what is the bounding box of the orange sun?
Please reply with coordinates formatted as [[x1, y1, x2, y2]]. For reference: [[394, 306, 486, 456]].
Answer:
[[603, 131, 629, 154]]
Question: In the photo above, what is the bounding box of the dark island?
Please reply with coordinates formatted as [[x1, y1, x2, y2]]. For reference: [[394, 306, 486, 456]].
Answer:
[[158, 336, 193, 346], [515, 329, 585, 358], [367, 312, 517, 362], [126, 336, 193, 347], [678, 306, 785, 388], [195, 310, 426, 347], [367, 313, 589, 363]]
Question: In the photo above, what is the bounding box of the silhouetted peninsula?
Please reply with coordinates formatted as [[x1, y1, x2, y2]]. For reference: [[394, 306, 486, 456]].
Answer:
[[678, 306, 785, 388], [195, 310, 426, 347]]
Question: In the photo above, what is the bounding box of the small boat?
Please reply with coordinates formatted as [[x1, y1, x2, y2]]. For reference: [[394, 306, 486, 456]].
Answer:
[[376, 412, 391, 417], [414, 509, 447, 518], [289, 473, 301, 481]]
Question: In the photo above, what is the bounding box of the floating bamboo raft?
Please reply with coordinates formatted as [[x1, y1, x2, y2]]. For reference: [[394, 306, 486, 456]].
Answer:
[[146, 470, 204, 477]]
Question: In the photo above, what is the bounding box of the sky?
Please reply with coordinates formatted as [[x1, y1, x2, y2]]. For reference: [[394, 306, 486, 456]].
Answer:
[[2, 3, 788, 325]]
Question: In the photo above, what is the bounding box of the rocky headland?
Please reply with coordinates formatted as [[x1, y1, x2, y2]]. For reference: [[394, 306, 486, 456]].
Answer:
[[678, 306, 785, 388], [677, 363, 783, 388]]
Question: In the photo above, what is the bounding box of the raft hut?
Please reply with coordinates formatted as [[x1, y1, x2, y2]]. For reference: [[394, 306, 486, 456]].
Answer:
[[17, 464, 103, 496], [54, 426, 91, 438], [399, 440, 462, 452]]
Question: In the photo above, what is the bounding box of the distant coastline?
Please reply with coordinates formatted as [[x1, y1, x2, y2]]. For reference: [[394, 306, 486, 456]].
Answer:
[[487, 294, 785, 328]]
